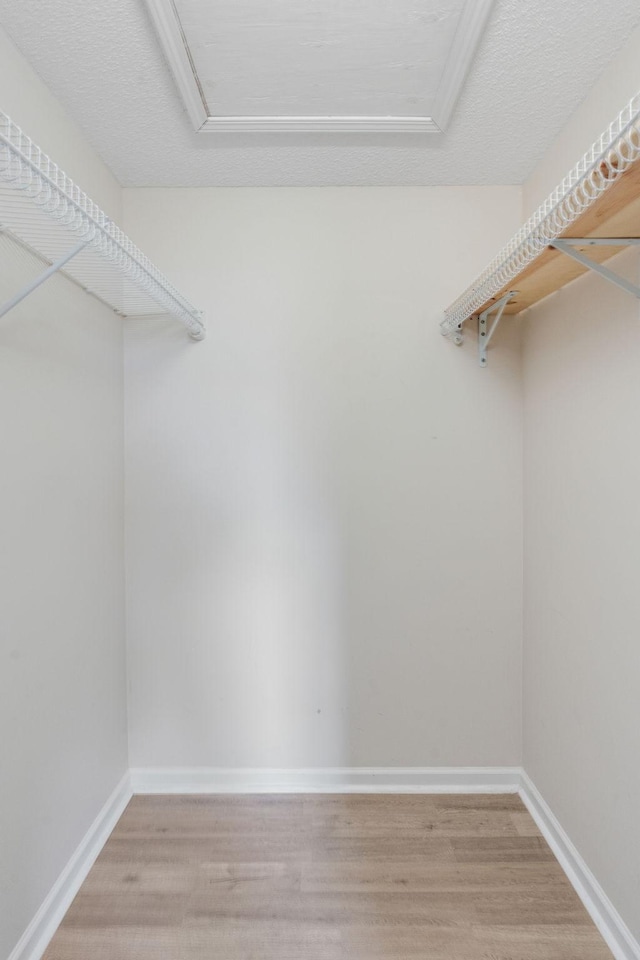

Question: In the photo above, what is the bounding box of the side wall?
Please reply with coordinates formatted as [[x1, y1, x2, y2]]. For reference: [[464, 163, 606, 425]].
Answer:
[[0, 28, 128, 959], [123, 185, 523, 770], [522, 22, 640, 946]]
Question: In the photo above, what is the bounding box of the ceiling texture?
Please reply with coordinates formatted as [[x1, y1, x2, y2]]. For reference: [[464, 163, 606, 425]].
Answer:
[[1, 0, 640, 187]]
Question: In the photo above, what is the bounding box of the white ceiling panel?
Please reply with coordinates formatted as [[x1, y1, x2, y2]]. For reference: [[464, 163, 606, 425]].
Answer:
[[180, 0, 466, 118]]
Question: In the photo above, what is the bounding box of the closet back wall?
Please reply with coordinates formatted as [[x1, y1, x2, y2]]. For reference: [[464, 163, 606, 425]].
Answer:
[[123, 186, 522, 770]]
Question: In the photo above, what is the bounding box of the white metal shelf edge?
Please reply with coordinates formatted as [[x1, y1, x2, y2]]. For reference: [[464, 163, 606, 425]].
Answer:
[[440, 91, 640, 344], [0, 111, 205, 339]]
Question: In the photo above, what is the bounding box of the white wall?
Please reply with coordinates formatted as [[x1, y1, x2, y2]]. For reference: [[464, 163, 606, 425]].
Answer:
[[524, 22, 640, 215], [0, 28, 127, 959], [522, 21, 640, 945], [123, 185, 523, 770]]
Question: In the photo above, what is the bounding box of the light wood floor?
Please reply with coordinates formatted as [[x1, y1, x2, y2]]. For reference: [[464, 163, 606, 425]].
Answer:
[[43, 794, 613, 960]]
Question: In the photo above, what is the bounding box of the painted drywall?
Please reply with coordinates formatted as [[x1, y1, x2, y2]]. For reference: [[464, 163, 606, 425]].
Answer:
[[522, 20, 640, 945], [0, 27, 127, 959], [523, 250, 640, 944], [0, 24, 119, 217], [524, 19, 640, 213], [123, 184, 523, 770]]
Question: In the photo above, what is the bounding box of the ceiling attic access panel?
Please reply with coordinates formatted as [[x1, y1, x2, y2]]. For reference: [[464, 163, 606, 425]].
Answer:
[[185, 0, 465, 117], [144, 0, 495, 133]]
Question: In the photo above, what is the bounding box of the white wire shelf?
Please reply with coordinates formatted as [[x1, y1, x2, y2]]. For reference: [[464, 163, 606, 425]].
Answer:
[[441, 92, 640, 341], [0, 111, 205, 339]]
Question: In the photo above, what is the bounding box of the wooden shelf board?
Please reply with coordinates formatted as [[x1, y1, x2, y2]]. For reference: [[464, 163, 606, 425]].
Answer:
[[476, 159, 640, 317]]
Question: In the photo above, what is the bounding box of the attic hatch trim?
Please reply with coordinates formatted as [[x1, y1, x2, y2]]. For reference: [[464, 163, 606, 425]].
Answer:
[[143, 0, 494, 135]]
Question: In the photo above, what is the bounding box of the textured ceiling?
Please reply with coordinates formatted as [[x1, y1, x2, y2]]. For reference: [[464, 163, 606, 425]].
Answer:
[[181, 0, 465, 118], [1, 0, 640, 187]]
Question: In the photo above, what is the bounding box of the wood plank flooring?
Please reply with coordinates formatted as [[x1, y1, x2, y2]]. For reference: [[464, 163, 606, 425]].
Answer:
[[43, 794, 614, 960]]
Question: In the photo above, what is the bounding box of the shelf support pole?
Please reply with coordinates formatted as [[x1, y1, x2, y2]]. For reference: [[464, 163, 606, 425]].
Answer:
[[0, 238, 89, 320], [550, 238, 640, 300], [478, 291, 518, 367]]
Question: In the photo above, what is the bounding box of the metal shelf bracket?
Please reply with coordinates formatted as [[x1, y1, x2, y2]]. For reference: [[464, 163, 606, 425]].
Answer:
[[478, 290, 517, 367], [0, 236, 89, 320], [550, 238, 640, 300]]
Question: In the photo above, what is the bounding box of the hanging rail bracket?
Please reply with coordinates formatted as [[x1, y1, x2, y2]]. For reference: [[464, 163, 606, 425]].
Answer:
[[550, 238, 640, 300], [478, 290, 518, 367]]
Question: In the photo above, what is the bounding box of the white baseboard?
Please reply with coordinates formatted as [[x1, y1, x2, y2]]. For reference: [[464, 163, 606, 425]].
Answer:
[[519, 772, 640, 960], [129, 765, 521, 794], [8, 772, 133, 960]]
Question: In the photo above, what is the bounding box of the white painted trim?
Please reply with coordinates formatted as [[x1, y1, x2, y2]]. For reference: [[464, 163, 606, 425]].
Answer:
[[199, 116, 442, 134], [129, 766, 520, 794], [143, 0, 494, 135], [431, 0, 495, 130], [519, 773, 640, 960], [143, 0, 209, 131], [8, 773, 132, 960]]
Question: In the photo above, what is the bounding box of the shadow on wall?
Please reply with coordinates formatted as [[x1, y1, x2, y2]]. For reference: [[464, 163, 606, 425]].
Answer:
[[126, 305, 351, 768]]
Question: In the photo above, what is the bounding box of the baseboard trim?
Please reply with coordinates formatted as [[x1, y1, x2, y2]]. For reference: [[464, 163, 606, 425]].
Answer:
[[8, 771, 133, 960], [129, 765, 521, 795], [519, 772, 640, 960]]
